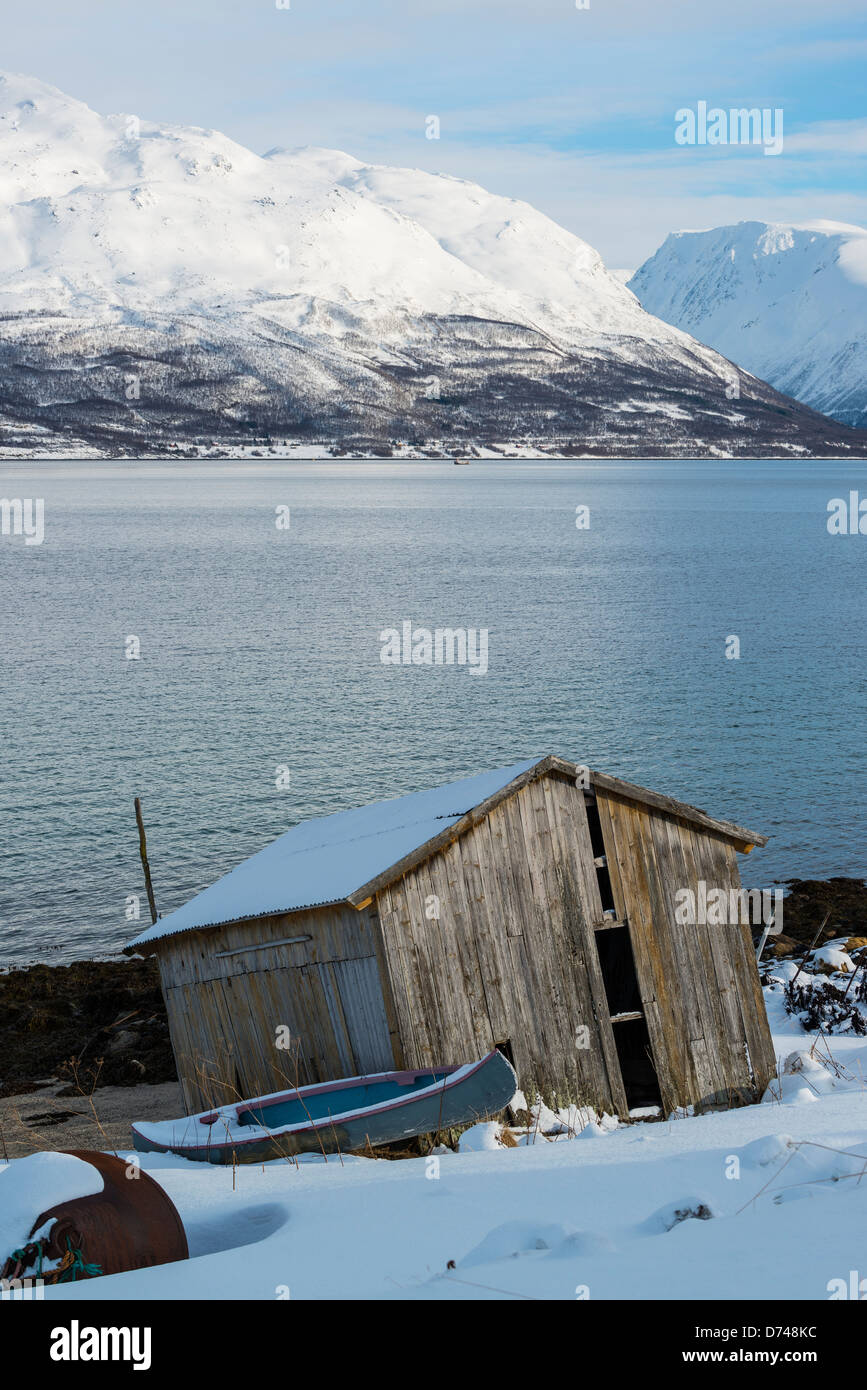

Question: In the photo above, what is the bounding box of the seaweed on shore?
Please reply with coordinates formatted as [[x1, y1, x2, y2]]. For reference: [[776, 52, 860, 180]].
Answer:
[[0, 959, 176, 1098]]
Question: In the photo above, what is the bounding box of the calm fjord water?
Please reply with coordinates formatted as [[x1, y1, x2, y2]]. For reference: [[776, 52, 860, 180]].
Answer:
[[0, 459, 864, 966]]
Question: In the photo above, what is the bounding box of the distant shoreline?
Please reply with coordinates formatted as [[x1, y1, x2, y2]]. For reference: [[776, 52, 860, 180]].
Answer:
[[3, 445, 867, 462]]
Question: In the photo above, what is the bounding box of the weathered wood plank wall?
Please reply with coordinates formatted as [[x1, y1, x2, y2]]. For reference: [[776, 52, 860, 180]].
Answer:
[[375, 773, 628, 1112], [157, 903, 393, 1110], [595, 787, 776, 1109]]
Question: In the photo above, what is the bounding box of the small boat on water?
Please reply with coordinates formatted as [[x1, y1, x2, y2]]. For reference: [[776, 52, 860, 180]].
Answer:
[[131, 1050, 517, 1164]]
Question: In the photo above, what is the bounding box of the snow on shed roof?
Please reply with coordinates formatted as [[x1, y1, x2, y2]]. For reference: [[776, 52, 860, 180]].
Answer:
[[126, 757, 542, 950]]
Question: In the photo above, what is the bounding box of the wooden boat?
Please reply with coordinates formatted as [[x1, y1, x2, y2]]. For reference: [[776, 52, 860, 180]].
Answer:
[[132, 1050, 516, 1164]]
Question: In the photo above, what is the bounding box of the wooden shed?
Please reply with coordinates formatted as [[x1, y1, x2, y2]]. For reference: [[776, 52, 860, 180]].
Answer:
[[126, 756, 776, 1118]]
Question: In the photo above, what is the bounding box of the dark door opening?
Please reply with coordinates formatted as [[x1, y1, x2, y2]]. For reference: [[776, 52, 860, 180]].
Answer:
[[584, 796, 616, 913], [611, 1017, 662, 1110], [592, 924, 662, 1111], [595, 926, 642, 1016]]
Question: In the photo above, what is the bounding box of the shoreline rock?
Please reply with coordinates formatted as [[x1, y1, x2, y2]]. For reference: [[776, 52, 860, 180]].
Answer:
[[0, 959, 175, 1100]]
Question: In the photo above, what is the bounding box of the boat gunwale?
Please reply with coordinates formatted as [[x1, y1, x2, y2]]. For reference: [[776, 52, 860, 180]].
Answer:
[[233, 1059, 463, 1122]]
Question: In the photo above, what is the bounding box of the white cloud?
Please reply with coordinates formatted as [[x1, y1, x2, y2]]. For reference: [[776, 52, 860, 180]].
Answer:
[[785, 119, 867, 154]]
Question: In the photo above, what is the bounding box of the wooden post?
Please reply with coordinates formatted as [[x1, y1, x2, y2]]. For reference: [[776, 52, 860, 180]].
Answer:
[[134, 796, 158, 925]]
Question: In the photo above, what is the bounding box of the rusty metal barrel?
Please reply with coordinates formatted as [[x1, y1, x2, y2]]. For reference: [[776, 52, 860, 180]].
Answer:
[[1, 1149, 188, 1284]]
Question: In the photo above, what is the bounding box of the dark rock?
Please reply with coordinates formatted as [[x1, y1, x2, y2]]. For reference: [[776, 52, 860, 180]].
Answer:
[[774, 878, 867, 952], [0, 959, 176, 1096]]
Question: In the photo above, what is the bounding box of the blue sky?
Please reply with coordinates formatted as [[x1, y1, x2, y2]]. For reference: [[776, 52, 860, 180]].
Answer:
[[4, 0, 865, 264]]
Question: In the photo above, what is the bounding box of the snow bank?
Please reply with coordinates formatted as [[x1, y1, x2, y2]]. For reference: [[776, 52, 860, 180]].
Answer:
[[0, 1152, 103, 1264]]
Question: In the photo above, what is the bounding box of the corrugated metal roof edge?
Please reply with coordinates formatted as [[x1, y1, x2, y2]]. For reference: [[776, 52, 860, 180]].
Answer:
[[134, 895, 349, 946], [125, 756, 767, 955]]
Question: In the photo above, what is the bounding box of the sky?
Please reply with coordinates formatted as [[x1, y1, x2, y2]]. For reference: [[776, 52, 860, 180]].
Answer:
[[2, 0, 865, 267]]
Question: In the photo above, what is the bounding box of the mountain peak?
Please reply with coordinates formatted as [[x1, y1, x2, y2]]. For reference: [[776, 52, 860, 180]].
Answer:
[[0, 68, 109, 129], [630, 218, 867, 428]]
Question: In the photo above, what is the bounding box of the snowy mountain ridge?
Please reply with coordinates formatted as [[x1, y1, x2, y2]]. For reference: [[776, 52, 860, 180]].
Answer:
[[0, 72, 863, 456], [0, 71, 675, 341], [629, 219, 867, 429]]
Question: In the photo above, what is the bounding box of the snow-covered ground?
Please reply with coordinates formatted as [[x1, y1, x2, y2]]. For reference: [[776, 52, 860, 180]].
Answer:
[[3, 964, 866, 1301]]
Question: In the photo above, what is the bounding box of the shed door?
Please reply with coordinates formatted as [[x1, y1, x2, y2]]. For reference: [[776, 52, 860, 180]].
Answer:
[[317, 957, 394, 1075]]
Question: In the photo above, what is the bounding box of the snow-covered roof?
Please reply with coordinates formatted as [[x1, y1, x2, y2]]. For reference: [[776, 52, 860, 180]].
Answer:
[[126, 757, 542, 950]]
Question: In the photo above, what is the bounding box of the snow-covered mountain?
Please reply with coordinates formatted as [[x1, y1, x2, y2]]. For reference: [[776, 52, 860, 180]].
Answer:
[[630, 220, 867, 430], [0, 73, 862, 456]]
